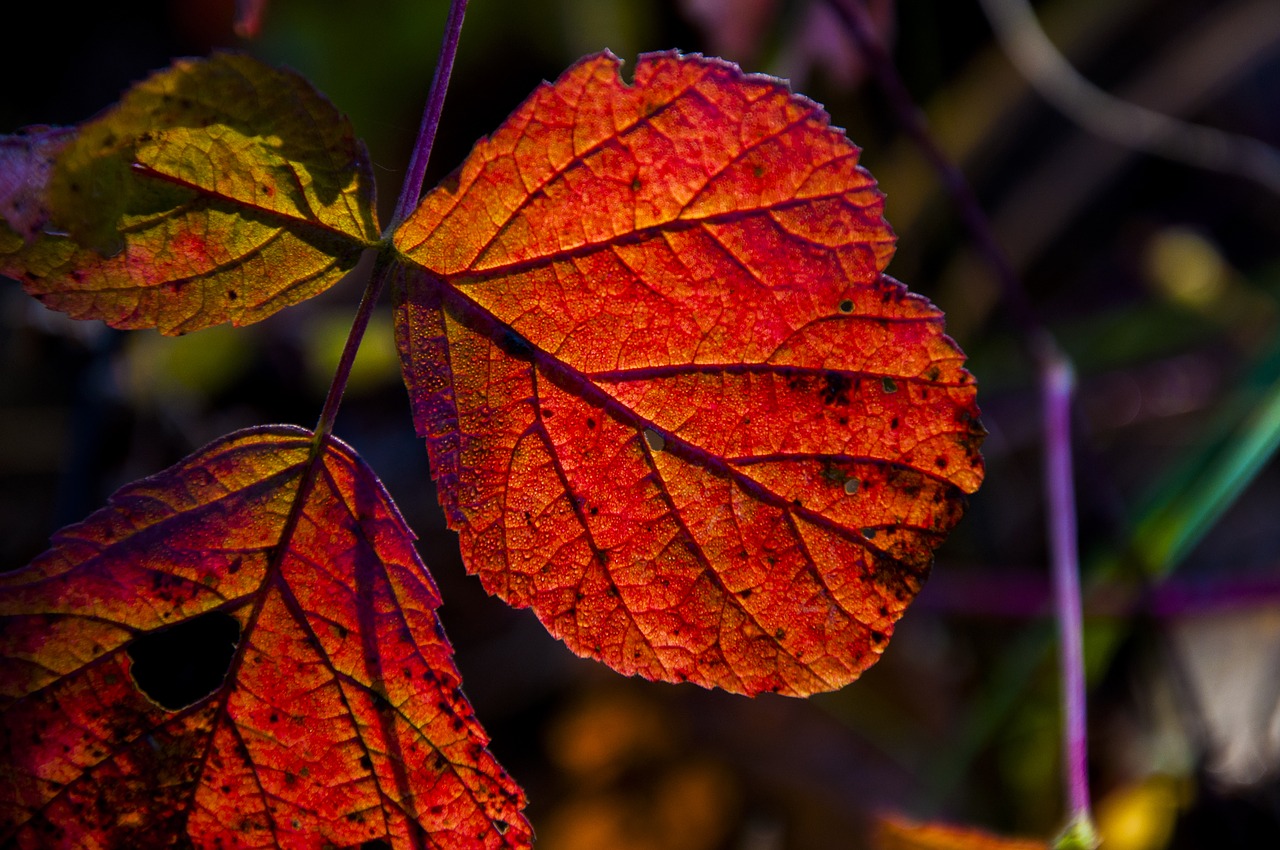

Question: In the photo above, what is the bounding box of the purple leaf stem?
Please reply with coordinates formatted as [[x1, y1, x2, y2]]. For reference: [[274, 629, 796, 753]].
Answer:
[[392, 0, 469, 228], [313, 0, 469, 442], [1043, 352, 1093, 827]]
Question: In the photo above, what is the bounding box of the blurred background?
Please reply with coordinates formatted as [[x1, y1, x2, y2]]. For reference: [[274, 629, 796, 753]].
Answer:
[[2, 1, 1279, 847]]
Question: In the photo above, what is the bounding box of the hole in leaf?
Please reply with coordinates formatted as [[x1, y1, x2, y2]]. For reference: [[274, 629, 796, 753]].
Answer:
[[643, 428, 665, 452], [837, 298, 854, 313], [127, 610, 240, 711]]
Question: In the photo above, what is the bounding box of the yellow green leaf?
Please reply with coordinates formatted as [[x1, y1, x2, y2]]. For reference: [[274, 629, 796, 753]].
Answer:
[[1, 52, 379, 335]]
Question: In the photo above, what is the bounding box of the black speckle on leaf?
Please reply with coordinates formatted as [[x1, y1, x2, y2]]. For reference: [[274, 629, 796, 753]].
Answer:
[[820, 371, 852, 406]]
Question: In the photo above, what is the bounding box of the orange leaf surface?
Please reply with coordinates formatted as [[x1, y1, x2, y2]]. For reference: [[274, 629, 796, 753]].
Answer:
[[873, 814, 1049, 850], [0, 53, 379, 334], [0, 426, 529, 849], [393, 51, 984, 697]]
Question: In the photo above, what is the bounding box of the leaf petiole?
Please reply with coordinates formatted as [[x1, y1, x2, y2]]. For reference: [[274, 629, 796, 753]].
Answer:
[[312, 0, 469, 445]]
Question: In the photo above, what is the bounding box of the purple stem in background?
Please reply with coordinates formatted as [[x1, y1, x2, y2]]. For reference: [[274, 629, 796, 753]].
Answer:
[[828, 0, 1094, 831], [1043, 354, 1092, 823], [827, 0, 1045, 345], [392, 0, 469, 227]]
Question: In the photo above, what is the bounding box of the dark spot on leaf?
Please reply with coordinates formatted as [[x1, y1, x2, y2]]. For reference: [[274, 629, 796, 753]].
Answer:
[[890, 417, 899, 430], [127, 610, 240, 711], [774, 628, 786, 640], [882, 377, 898, 393], [820, 371, 851, 406], [359, 755, 373, 770], [753, 164, 765, 178], [631, 177, 642, 191], [871, 630, 886, 644], [226, 290, 237, 301], [935, 456, 948, 469], [541, 407, 554, 419], [497, 328, 534, 360], [586, 417, 596, 429]]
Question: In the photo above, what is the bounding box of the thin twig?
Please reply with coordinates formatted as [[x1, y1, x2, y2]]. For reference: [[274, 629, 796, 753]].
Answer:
[[827, 1, 1095, 840], [392, 0, 469, 228], [977, 0, 1280, 196], [1042, 354, 1095, 842], [826, 0, 1046, 351]]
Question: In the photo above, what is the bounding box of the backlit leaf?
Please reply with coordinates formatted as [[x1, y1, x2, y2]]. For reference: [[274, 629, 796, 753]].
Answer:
[[873, 814, 1049, 850], [0, 52, 379, 335], [0, 426, 530, 849], [393, 51, 983, 697]]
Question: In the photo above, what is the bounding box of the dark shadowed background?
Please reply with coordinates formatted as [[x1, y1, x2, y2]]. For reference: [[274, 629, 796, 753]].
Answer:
[[3, 1, 1279, 848]]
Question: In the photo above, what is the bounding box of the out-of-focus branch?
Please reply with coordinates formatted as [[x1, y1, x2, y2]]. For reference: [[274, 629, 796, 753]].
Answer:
[[977, 0, 1280, 196], [828, 1, 1096, 841]]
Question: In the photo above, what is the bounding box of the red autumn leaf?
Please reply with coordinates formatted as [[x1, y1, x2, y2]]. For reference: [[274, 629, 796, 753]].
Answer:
[[393, 51, 984, 697], [0, 426, 530, 849], [872, 814, 1049, 850]]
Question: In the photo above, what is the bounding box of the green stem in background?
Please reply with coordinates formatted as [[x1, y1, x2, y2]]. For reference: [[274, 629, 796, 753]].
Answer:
[[1129, 360, 1280, 577]]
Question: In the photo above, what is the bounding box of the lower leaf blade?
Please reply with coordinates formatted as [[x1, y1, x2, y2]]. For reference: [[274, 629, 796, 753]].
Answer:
[[0, 425, 530, 849]]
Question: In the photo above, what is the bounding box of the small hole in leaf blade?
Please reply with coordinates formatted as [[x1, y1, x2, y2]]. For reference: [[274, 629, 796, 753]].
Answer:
[[127, 610, 240, 711]]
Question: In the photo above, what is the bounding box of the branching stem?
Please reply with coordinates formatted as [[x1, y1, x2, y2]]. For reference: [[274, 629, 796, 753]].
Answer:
[[313, 0, 469, 445]]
